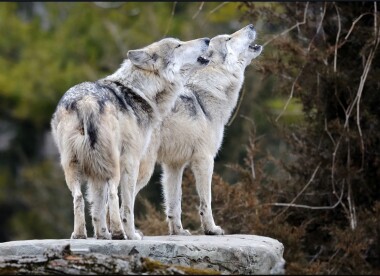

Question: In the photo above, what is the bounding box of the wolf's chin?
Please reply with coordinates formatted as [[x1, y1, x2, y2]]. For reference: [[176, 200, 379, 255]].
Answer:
[[197, 56, 210, 65]]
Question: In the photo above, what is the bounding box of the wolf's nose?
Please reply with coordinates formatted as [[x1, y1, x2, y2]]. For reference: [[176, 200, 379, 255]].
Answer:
[[248, 24, 255, 30], [204, 38, 210, 46]]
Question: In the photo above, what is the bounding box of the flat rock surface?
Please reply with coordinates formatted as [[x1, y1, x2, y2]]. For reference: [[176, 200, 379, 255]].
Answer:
[[0, 234, 285, 274]]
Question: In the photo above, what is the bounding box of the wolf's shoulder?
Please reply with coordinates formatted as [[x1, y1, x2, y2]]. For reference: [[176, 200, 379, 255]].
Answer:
[[55, 81, 94, 109], [57, 80, 124, 109], [58, 81, 97, 102]]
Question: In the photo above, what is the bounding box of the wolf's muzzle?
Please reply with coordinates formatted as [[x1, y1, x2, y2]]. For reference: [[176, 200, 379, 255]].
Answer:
[[197, 56, 209, 65]]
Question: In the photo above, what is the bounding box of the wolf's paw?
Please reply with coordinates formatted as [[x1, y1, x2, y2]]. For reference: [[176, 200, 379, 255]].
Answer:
[[204, 225, 224, 235], [127, 231, 143, 240], [172, 228, 192, 236], [71, 232, 87, 239], [95, 231, 112, 240], [112, 231, 127, 240], [135, 229, 144, 238]]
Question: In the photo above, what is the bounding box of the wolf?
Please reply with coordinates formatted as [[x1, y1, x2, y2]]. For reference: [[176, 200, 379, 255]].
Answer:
[[136, 24, 263, 235], [50, 36, 210, 240]]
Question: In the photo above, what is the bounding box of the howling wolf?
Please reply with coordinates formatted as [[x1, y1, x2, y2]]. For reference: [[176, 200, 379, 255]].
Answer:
[[137, 24, 263, 235], [51, 37, 210, 240]]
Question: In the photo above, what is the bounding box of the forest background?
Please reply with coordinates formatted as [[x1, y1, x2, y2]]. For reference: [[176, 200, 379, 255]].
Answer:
[[0, 2, 379, 274]]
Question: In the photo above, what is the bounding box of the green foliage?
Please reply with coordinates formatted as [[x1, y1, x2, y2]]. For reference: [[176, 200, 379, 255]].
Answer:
[[8, 160, 72, 240]]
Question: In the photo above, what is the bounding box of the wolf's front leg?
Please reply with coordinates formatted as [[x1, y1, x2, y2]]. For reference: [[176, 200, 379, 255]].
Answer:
[[162, 164, 191, 236], [120, 166, 143, 240], [191, 156, 224, 235], [162, 163, 191, 236]]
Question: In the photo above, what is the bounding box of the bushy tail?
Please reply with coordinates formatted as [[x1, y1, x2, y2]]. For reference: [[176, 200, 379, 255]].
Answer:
[[72, 96, 116, 180]]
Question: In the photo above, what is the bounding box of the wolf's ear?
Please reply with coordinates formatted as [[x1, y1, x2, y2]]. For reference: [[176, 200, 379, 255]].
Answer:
[[128, 49, 155, 69]]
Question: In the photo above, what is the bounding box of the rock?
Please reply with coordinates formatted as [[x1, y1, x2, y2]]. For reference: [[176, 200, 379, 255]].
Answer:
[[0, 235, 285, 275]]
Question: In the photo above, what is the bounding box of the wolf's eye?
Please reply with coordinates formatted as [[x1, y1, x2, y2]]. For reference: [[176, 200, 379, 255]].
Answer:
[[226, 37, 232, 41], [176, 44, 181, 48]]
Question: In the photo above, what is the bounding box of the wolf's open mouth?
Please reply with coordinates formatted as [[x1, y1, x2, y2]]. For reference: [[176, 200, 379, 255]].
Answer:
[[197, 56, 210, 65], [249, 44, 262, 51]]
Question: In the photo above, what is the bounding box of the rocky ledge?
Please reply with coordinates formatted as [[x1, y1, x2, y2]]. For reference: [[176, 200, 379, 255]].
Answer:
[[0, 234, 285, 275]]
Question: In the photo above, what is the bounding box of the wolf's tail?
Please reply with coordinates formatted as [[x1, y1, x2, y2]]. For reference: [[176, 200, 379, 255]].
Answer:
[[73, 96, 116, 180]]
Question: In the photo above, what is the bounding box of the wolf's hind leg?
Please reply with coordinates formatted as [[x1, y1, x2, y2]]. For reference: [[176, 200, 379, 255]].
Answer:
[[107, 174, 126, 240], [120, 164, 143, 240], [162, 163, 191, 236], [87, 179, 111, 240], [63, 159, 87, 239], [191, 156, 224, 235]]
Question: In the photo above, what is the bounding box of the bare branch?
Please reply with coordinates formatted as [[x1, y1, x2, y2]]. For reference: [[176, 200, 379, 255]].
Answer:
[[240, 114, 253, 125], [263, 2, 309, 47], [346, 138, 357, 230], [352, 24, 380, 168], [333, 3, 341, 73], [344, 13, 372, 41], [208, 2, 229, 15], [343, 10, 380, 167], [249, 139, 256, 180], [347, 184, 357, 230], [103, 20, 127, 56], [331, 138, 342, 197], [272, 164, 320, 218], [275, 63, 305, 122], [268, 3, 314, 123], [307, 2, 327, 52], [192, 2, 204, 19], [268, 178, 344, 210], [324, 117, 335, 146], [375, 2, 378, 37], [309, 246, 324, 264], [163, 2, 177, 38]]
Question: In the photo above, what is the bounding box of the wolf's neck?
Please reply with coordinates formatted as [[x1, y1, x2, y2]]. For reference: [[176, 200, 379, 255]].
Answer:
[[105, 60, 180, 119], [186, 64, 246, 125], [180, 63, 205, 81]]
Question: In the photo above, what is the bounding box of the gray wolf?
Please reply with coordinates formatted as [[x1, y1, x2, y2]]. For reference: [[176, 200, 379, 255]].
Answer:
[[51, 37, 210, 240], [137, 24, 263, 235]]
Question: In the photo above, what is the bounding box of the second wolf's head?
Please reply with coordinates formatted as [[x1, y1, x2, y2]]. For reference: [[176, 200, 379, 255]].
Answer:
[[128, 37, 210, 81], [206, 24, 263, 67]]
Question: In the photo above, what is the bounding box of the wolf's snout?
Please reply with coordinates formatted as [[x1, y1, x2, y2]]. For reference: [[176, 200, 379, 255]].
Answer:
[[248, 24, 255, 30], [197, 56, 209, 65], [252, 44, 262, 51]]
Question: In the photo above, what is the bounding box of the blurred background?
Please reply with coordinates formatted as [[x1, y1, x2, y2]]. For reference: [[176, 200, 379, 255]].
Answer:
[[0, 2, 379, 274]]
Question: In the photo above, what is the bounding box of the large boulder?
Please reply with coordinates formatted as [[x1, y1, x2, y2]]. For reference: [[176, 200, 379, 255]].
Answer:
[[0, 235, 285, 274]]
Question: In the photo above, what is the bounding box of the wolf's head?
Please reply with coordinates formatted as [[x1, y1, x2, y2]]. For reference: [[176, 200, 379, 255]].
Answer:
[[206, 24, 263, 67], [127, 37, 210, 81]]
